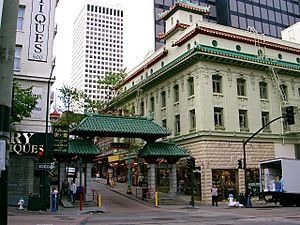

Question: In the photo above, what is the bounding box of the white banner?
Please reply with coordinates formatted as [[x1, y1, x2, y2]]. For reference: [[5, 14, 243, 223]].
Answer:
[[28, 0, 51, 62]]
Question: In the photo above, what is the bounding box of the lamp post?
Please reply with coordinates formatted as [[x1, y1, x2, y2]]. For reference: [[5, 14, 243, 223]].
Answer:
[[41, 60, 55, 210]]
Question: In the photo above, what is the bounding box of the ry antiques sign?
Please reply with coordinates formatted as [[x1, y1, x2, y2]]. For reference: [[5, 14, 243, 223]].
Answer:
[[10, 132, 51, 155], [28, 0, 51, 62], [53, 126, 69, 154]]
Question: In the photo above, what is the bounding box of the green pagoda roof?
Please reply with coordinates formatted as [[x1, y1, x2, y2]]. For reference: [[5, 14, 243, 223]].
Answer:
[[138, 142, 188, 159], [70, 114, 171, 141], [68, 139, 100, 155]]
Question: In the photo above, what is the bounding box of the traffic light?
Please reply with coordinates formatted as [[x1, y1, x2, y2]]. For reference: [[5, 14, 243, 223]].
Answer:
[[187, 157, 195, 171], [237, 159, 243, 169], [37, 145, 44, 162], [285, 106, 295, 125]]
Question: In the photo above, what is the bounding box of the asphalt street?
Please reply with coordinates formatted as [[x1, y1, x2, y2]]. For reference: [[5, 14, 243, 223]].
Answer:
[[8, 180, 300, 225]]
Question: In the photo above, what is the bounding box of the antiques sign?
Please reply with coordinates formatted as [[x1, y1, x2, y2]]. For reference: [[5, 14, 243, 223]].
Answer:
[[53, 126, 69, 153], [10, 132, 47, 155], [28, 0, 51, 62]]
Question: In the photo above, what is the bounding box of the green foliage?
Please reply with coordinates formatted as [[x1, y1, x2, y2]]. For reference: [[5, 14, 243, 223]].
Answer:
[[58, 85, 83, 111], [11, 81, 38, 124], [97, 68, 127, 88], [53, 111, 86, 128]]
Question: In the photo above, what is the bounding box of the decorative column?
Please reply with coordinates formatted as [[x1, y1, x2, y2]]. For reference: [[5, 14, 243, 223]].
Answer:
[[169, 164, 177, 198], [85, 163, 93, 201], [147, 164, 156, 191], [59, 162, 66, 191]]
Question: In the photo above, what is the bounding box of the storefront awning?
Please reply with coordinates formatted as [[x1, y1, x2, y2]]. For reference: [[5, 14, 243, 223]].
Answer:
[[68, 139, 100, 155], [138, 142, 188, 160]]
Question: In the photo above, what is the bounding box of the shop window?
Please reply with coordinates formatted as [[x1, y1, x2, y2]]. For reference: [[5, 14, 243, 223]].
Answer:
[[212, 169, 238, 200]]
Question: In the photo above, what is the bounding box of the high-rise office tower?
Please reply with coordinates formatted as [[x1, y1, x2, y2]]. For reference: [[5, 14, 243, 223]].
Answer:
[[154, 0, 300, 50], [71, 0, 124, 104]]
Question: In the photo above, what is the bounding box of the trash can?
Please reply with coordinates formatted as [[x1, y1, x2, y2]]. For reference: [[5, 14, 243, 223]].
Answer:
[[27, 193, 40, 211], [238, 193, 247, 206]]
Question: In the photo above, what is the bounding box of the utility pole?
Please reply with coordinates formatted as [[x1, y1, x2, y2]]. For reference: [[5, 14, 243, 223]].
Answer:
[[0, 1, 19, 224]]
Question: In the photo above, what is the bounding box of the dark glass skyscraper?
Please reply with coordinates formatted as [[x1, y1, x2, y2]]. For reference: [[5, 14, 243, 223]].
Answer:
[[154, 0, 300, 50]]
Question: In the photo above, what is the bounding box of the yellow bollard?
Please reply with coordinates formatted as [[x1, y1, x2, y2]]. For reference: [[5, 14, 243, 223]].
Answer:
[[155, 192, 158, 207], [98, 194, 102, 208]]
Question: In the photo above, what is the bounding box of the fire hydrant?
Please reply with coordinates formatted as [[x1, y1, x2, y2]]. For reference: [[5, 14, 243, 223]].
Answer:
[[18, 198, 24, 210]]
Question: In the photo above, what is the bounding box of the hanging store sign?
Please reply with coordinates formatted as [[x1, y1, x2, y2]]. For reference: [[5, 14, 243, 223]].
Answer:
[[10, 132, 51, 155], [28, 0, 51, 62], [52, 126, 69, 154]]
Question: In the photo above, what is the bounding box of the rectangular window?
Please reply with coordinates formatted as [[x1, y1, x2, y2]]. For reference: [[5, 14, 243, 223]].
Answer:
[[239, 110, 248, 131], [259, 82, 268, 99], [279, 84, 288, 101], [17, 6, 25, 31], [162, 119, 167, 128], [262, 111, 270, 132], [161, 91, 166, 108], [214, 107, 223, 129], [237, 78, 246, 96], [174, 114, 180, 135], [189, 109, 196, 131], [14, 46, 22, 71], [140, 101, 144, 116], [173, 84, 179, 102], [187, 77, 194, 96], [150, 97, 155, 113], [212, 75, 222, 94]]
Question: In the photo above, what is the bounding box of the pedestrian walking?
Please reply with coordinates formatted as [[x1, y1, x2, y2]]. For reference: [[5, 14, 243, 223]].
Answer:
[[211, 184, 218, 206], [246, 188, 252, 208], [51, 187, 59, 212], [70, 181, 77, 203]]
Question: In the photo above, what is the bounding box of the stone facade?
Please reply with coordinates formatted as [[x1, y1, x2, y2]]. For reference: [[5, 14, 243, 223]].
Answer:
[[180, 141, 274, 202]]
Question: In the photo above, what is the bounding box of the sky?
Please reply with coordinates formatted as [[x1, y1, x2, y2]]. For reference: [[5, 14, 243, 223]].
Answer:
[[53, 0, 155, 89]]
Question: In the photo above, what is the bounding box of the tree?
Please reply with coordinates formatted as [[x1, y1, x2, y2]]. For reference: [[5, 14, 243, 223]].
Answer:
[[11, 81, 38, 124], [58, 85, 83, 112], [97, 68, 127, 89]]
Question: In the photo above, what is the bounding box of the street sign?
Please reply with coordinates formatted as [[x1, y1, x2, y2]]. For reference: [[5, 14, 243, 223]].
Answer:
[[36, 163, 55, 170]]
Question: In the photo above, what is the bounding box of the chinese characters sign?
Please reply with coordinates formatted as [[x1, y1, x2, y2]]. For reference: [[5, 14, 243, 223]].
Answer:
[[53, 126, 69, 154]]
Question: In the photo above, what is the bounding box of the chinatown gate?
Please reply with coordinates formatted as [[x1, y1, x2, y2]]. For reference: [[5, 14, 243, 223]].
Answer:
[[68, 113, 188, 202]]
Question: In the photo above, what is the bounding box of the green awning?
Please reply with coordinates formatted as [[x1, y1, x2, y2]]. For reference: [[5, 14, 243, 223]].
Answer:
[[70, 114, 171, 141], [68, 139, 100, 155], [138, 142, 188, 158]]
